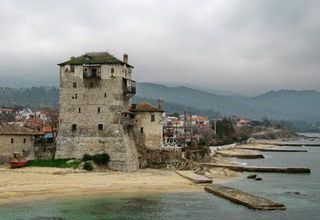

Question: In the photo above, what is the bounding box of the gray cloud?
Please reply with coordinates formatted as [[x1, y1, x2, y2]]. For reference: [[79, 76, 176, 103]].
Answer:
[[0, 0, 319, 95]]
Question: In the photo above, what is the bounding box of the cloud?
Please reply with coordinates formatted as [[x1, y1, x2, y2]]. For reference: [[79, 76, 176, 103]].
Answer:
[[0, 0, 319, 94]]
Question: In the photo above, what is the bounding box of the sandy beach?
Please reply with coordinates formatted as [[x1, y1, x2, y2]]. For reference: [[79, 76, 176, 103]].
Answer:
[[0, 166, 237, 205]]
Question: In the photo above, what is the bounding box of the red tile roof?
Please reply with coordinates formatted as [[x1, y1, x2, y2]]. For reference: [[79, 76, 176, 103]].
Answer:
[[130, 102, 164, 113]]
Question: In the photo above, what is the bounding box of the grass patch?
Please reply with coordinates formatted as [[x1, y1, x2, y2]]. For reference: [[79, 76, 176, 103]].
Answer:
[[27, 159, 81, 169]]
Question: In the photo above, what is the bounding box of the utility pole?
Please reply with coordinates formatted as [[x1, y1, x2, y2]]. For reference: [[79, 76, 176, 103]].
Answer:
[[212, 119, 217, 135], [184, 111, 187, 148]]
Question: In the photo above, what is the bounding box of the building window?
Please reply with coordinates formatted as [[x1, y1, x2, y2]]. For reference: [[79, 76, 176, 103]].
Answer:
[[75, 93, 78, 99], [104, 93, 107, 98], [91, 68, 97, 77], [70, 66, 75, 72], [111, 68, 114, 73], [89, 82, 94, 88], [72, 124, 77, 131], [98, 124, 103, 130], [151, 114, 155, 122], [140, 127, 144, 133], [11, 138, 14, 144], [78, 107, 81, 113], [23, 138, 26, 144], [73, 82, 77, 88], [97, 107, 101, 113]]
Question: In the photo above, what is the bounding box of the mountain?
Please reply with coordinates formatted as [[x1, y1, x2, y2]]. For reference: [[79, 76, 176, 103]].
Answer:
[[136, 83, 320, 121], [0, 87, 58, 109], [0, 83, 319, 121]]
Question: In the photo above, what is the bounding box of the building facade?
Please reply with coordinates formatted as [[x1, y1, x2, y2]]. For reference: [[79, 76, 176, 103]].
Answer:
[[0, 124, 38, 164], [130, 102, 164, 150], [55, 52, 139, 171]]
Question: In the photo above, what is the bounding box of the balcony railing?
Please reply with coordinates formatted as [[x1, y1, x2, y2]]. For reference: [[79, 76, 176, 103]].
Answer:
[[83, 66, 101, 79], [123, 78, 136, 100]]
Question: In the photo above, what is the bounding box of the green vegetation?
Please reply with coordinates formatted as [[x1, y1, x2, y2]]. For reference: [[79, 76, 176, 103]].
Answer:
[[81, 153, 110, 166], [92, 153, 110, 165], [27, 159, 80, 169], [83, 161, 93, 171], [82, 153, 93, 162]]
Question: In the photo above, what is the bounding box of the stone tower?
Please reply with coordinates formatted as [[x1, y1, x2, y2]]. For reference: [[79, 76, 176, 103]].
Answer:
[[55, 52, 139, 171]]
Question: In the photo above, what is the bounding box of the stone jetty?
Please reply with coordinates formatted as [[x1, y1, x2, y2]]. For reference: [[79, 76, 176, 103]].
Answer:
[[253, 142, 320, 147], [175, 170, 213, 184], [238, 147, 308, 152], [215, 151, 265, 159], [204, 184, 286, 210], [203, 163, 311, 173]]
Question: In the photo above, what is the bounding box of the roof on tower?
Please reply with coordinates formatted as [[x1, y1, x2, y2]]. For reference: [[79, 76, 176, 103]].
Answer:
[[58, 52, 133, 68]]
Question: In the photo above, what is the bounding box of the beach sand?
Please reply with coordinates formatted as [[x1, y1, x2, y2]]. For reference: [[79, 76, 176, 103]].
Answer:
[[0, 167, 237, 205]]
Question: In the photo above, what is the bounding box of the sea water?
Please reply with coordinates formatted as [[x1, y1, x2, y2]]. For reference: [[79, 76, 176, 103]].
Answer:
[[0, 136, 319, 220]]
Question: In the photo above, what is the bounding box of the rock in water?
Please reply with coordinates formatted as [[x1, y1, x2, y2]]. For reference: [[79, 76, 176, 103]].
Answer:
[[255, 177, 263, 181], [247, 174, 257, 179]]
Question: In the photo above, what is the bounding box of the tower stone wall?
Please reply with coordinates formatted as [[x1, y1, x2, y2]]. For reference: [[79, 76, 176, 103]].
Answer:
[[55, 53, 139, 171]]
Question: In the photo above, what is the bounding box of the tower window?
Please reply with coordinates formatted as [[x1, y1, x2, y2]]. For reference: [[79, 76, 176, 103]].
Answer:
[[140, 127, 144, 133], [70, 66, 75, 72], [104, 93, 107, 98], [97, 107, 101, 113], [91, 68, 97, 77], [98, 124, 103, 130], [72, 124, 77, 131], [73, 82, 77, 88], [151, 114, 155, 122], [11, 138, 14, 144], [75, 93, 78, 99], [111, 68, 114, 73], [78, 107, 81, 113], [23, 138, 26, 144]]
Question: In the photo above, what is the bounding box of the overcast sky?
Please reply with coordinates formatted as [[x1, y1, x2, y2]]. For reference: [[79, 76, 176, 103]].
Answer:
[[0, 0, 319, 95]]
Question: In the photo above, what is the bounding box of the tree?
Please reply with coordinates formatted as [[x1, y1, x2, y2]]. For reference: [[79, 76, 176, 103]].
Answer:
[[42, 107, 59, 141], [213, 118, 236, 144]]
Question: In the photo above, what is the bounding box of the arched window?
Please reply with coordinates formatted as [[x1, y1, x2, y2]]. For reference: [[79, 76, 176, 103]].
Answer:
[[111, 68, 114, 73]]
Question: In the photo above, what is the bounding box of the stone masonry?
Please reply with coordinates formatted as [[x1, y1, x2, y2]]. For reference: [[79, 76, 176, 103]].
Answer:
[[55, 52, 139, 171]]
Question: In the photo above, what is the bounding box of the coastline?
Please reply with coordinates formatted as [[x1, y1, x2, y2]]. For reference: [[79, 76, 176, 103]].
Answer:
[[0, 167, 238, 205]]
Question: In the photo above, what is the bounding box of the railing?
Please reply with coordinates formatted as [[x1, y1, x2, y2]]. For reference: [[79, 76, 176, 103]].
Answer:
[[123, 78, 136, 100]]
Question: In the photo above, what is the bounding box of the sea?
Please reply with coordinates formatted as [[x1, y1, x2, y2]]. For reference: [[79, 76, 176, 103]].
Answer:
[[0, 133, 319, 220]]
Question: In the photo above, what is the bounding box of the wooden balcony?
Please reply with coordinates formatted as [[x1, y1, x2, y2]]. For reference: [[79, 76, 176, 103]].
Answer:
[[123, 78, 136, 100]]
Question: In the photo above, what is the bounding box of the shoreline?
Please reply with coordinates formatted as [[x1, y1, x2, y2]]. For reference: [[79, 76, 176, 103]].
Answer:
[[0, 167, 238, 205]]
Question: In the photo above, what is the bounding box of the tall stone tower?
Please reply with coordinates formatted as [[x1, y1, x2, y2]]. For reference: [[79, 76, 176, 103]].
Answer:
[[55, 52, 139, 171]]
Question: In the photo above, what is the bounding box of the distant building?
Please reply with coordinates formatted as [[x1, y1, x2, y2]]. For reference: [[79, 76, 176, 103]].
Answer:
[[130, 101, 164, 150], [0, 124, 42, 164]]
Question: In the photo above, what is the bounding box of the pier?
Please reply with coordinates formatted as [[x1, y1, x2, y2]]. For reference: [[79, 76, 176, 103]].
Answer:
[[253, 142, 320, 147], [204, 184, 286, 210], [203, 163, 311, 173], [237, 147, 308, 152], [175, 170, 213, 184], [215, 151, 265, 159]]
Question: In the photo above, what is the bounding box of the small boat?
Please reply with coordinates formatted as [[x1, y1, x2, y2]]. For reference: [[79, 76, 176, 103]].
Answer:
[[9, 152, 28, 168], [9, 160, 28, 168]]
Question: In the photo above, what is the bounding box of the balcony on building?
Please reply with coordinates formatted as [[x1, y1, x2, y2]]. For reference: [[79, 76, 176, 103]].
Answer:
[[83, 64, 101, 79], [123, 78, 136, 100]]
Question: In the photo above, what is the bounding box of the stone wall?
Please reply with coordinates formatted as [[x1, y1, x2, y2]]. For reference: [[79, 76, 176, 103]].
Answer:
[[0, 135, 34, 164], [55, 64, 139, 171], [134, 112, 163, 150]]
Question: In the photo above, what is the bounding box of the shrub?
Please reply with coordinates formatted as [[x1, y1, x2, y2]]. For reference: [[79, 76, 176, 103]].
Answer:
[[82, 154, 93, 161], [27, 159, 80, 169], [92, 153, 110, 165], [83, 161, 93, 171]]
